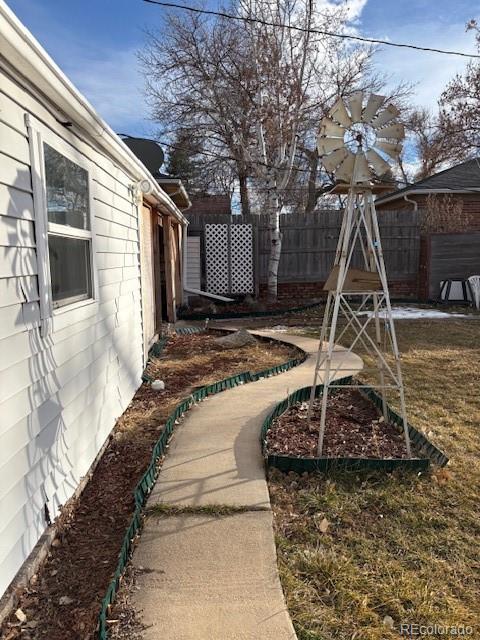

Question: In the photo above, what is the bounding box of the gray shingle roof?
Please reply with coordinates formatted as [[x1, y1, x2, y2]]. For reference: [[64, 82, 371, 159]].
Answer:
[[376, 157, 480, 203]]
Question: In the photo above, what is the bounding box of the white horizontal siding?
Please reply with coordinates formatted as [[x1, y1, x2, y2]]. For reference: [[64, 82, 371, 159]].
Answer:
[[0, 276, 38, 307], [0, 183, 35, 220], [0, 68, 145, 598], [0, 215, 36, 247], [186, 236, 201, 290]]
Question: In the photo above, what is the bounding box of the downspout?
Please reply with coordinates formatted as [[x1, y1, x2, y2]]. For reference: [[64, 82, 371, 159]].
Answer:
[[403, 194, 418, 211]]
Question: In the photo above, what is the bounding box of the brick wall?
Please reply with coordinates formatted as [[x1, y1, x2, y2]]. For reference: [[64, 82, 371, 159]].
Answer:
[[186, 195, 231, 216], [260, 279, 418, 300], [377, 193, 480, 231]]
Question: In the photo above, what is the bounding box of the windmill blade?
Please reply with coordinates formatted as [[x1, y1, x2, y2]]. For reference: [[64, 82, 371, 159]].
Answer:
[[371, 104, 401, 130], [319, 117, 346, 138], [317, 136, 344, 156], [353, 152, 371, 183], [362, 94, 386, 124], [375, 140, 403, 160], [335, 151, 355, 183], [328, 97, 352, 128], [366, 148, 391, 177], [348, 90, 364, 123], [322, 147, 348, 173], [376, 123, 405, 141]]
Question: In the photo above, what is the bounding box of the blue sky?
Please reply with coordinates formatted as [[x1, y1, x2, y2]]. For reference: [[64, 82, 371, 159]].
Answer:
[[6, 0, 479, 140]]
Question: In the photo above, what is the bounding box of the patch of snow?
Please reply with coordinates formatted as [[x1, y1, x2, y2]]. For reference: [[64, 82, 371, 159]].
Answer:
[[358, 306, 469, 320]]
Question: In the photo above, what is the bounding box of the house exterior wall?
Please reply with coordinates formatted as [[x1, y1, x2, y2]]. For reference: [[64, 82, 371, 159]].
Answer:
[[0, 68, 145, 597], [376, 193, 480, 231]]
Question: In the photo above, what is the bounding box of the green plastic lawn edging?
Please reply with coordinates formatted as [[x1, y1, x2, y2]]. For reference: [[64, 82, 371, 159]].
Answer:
[[97, 330, 307, 639], [260, 377, 449, 474]]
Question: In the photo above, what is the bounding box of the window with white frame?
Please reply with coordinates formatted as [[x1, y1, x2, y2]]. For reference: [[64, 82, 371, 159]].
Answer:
[[43, 142, 94, 308]]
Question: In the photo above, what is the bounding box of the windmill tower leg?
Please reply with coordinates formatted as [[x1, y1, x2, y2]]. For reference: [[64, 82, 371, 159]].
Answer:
[[367, 192, 412, 457], [363, 194, 389, 419], [312, 191, 357, 457], [307, 189, 352, 416], [308, 188, 412, 459]]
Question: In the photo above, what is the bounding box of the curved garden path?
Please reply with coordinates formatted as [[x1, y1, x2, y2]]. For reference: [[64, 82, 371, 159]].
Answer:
[[130, 330, 363, 640]]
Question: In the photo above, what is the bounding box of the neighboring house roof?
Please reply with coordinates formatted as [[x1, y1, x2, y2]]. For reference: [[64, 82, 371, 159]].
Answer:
[[376, 158, 480, 205], [186, 195, 232, 216], [0, 0, 187, 225]]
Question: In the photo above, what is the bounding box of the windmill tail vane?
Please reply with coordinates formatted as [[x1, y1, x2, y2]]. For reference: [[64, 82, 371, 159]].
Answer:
[[309, 92, 412, 459]]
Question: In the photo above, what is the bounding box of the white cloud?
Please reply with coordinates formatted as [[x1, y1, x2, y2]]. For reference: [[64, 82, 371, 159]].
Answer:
[[370, 21, 476, 111]]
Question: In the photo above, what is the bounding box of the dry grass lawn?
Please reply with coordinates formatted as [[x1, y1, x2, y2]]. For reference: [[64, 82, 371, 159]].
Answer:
[[269, 319, 480, 639]]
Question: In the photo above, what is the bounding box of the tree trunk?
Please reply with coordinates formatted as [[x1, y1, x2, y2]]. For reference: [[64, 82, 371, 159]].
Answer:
[[305, 150, 319, 214], [267, 194, 282, 301], [238, 173, 250, 216]]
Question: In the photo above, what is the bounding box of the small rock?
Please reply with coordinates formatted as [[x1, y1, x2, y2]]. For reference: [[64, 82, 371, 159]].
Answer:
[[151, 379, 165, 392], [214, 329, 257, 350], [383, 615, 395, 629], [15, 608, 27, 623], [59, 596, 74, 606], [51, 538, 61, 547]]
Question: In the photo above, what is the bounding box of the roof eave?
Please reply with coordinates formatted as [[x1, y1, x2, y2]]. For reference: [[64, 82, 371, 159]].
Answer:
[[376, 188, 480, 205]]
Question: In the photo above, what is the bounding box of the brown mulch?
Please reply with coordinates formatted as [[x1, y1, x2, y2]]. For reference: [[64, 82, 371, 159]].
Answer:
[[1, 332, 298, 640], [266, 389, 411, 459]]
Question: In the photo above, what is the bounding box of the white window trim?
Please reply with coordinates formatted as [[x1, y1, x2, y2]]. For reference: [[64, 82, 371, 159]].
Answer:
[[26, 114, 99, 333]]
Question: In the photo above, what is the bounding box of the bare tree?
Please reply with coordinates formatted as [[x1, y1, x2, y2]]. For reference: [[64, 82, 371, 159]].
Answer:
[[141, 11, 256, 215], [422, 193, 473, 233], [400, 108, 455, 181], [238, 0, 316, 298], [140, 0, 410, 298], [439, 20, 480, 159]]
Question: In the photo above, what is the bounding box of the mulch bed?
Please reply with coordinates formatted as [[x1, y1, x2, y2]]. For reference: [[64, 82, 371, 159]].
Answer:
[[266, 389, 410, 459], [1, 332, 297, 640]]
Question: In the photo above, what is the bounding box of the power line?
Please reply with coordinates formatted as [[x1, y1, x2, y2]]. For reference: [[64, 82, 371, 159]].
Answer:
[[143, 0, 480, 60], [118, 134, 398, 193], [118, 132, 315, 175]]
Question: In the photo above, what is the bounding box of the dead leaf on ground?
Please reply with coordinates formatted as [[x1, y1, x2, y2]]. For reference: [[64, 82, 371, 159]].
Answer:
[[318, 517, 330, 533], [14, 609, 26, 623]]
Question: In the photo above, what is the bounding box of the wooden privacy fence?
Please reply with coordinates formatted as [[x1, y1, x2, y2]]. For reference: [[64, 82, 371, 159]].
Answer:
[[256, 209, 420, 284], [185, 209, 420, 295]]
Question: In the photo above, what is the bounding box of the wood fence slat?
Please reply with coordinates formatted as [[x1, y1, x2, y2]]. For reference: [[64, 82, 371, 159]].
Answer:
[[185, 209, 420, 287]]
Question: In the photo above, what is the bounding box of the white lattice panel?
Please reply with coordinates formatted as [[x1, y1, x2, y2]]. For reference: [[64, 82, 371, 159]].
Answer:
[[231, 224, 254, 294], [205, 224, 229, 294]]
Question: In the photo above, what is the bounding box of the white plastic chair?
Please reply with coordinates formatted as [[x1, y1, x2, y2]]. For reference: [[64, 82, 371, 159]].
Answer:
[[467, 275, 480, 310]]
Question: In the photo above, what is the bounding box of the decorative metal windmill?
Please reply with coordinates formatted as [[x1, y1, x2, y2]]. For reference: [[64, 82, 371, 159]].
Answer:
[[309, 92, 412, 457]]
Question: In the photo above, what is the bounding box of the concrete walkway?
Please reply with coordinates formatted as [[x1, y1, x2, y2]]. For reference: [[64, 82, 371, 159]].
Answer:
[[131, 331, 362, 640]]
